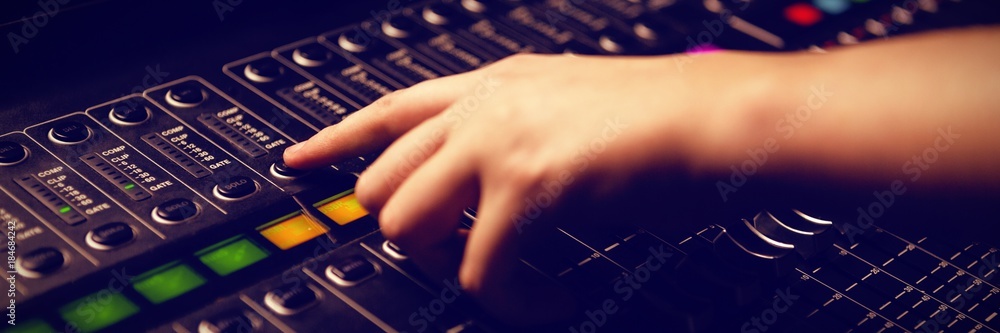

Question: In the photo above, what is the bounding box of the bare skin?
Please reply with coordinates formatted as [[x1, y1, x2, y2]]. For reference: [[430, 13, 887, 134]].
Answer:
[[283, 27, 1000, 324]]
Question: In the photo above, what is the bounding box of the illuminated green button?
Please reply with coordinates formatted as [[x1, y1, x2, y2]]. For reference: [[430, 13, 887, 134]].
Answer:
[[59, 291, 139, 333], [132, 262, 206, 304], [4, 318, 56, 333], [196, 237, 269, 276]]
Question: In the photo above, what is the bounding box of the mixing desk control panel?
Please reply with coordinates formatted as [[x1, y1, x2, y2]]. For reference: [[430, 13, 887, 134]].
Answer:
[[2, 0, 998, 332]]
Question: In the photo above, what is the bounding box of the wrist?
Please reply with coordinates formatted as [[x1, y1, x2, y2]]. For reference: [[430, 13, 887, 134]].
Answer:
[[685, 51, 817, 180]]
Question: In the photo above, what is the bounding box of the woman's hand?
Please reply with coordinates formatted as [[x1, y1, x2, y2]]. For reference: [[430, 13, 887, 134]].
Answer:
[[283, 28, 1000, 325], [283, 52, 781, 324]]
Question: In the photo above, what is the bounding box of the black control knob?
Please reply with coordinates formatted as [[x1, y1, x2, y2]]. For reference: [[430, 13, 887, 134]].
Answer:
[[86, 222, 136, 250], [152, 198, 200, 224], [338, 31, 371, 53], [382, 240, 407, 259], [213, 176, 258, 201], [422, 3, 462, 26], [110, 103, 151, 125], [243, 58, 285, 83], [0, 141, 28, 166], [16, 247, 65, 278], [382, 16, 419, 39], [264, 283, 320, 315], [598, 29, 638, 54], [271, 162, 307, 179], [48, 121, 92, 145], [292, 43, 333, 67], [461, 0, 490, 13], [633, 13, 670, 41], [325, 255, 378, 286], [460, 0, 517, 14], [759, 209, 836, 260], [342, 22, 394, 54], [198, 311, 259, 333], [713, 219, 799, 278], [166, 82, 207, 108]]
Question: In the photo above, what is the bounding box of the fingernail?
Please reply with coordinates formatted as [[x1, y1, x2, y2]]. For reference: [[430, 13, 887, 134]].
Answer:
[[284, 142, 304, 156]]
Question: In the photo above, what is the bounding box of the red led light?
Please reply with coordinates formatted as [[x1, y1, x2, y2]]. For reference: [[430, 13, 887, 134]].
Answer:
[[785, 3, 823, 27]]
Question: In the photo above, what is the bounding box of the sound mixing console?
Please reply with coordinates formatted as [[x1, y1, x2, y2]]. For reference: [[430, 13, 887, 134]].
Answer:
[[1, 0, 998, 332]]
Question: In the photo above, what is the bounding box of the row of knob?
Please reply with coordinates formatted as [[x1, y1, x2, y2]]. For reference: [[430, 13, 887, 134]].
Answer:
[[239, 0, 699, 88], [194, 240, 416, 333]]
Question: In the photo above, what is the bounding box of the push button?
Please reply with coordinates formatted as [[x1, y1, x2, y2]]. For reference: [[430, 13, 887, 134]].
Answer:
[[422, 3, 461, 25], [339, 31, 368, 53], [244, 58, 285, 83], [110, 104, 151, 125], [270, 161, 307, 179], [152, 198, 200, 224], [382, 240, 407, 260], [0, 141, 28, 166], [16, 247, 65, 278], [213, 176, 258, 201], [382, 16, 418, 39], [166, 82, 208, 108], [86, 222, 135, 250], [264, 283, 321, 315], [325, 255, 378, 287], [633, 13, 670, 42], [48, 121, 91, 145], [198, 311, 260, 333], [598, 29, 637, 54], [461, 0, 489, 13], [292, 44, 333, 67]]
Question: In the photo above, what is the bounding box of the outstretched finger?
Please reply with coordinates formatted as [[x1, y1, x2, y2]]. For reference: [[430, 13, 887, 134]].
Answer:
[[283, 73, 479, 169]]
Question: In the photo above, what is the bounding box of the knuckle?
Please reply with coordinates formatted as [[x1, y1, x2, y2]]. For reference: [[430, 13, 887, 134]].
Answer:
[[372, 87, 406, 111], [313, 123, 340, 142], [366, 92, 408, 136]]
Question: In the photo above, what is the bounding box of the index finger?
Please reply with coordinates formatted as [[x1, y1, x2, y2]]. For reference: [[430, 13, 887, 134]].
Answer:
[[282, 72, 480, 169]]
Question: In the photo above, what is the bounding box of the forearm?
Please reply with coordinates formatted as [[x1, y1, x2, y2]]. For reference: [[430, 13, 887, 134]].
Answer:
[[698, 27, 1000, 192]]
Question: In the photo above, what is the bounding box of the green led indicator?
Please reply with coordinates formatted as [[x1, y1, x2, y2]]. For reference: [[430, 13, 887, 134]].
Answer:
[[124, 183, 135, 190], [58, 206, 71, 214], [59, 291, 139, 333], [132, 262, 206, 304], [196, 236, 269, 276]]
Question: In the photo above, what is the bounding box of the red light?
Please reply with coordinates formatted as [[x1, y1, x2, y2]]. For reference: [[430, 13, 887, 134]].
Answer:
[[785, 3, 823, 27]]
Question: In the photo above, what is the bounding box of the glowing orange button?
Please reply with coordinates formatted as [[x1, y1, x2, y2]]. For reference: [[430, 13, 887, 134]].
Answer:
[[259, 214, 329, 250], [316, 193, 368, 225]]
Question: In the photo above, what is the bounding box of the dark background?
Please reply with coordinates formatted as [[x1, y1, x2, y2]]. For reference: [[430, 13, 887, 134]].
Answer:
[[0, 0, 399, 131]]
